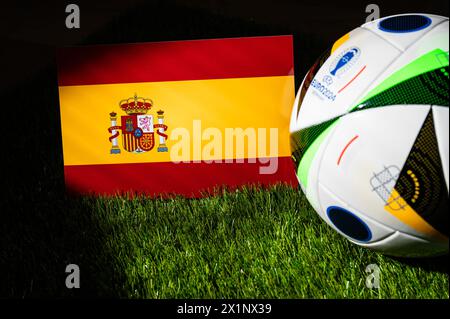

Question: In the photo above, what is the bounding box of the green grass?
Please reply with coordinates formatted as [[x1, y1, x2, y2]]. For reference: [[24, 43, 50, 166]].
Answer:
[[3, 184, 446, 298]]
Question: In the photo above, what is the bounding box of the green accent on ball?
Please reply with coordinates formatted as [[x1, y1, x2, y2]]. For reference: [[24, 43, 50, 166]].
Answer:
[[296, 121, 339, 189], [356, 49, 449, 106], [292, 49, 449, 190], [352, 66, 449, 112]]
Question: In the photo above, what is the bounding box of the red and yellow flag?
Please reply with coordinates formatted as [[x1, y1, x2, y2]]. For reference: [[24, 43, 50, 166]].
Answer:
[[57, 36, 296, 196]]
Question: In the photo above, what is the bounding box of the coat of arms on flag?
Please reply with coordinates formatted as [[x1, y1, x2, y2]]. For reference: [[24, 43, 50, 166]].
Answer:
[[108, 94, 169, 154]]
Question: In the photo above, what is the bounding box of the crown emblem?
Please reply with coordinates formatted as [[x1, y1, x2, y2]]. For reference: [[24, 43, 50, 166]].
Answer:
[[119, 93, 153, 115], [108, 94, 169, 154]]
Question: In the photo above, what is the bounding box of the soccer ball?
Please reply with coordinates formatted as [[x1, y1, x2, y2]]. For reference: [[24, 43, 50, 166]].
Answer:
[[290, 14, 449, 257]]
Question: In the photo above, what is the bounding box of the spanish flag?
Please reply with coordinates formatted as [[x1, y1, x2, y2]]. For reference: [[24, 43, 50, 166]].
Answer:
[[57, 36, 296, 197]]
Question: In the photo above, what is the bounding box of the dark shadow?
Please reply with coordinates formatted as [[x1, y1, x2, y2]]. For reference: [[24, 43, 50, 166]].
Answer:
[[0, 60, 127, 295], [1, 0, 448, 297], [391, 255, 449, 275]]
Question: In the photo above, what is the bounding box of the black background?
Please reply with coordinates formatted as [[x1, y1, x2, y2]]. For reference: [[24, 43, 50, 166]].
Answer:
[[0, 0, 448, 299], [1, 0, 449, 90]]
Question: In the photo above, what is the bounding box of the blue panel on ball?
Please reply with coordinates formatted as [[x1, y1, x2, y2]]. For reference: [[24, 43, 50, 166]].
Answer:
[[378, 15, 432, 33], [326, 206, 372, 242]]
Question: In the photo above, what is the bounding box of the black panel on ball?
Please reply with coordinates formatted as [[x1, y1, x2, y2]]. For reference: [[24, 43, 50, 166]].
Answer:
[[327, 206, 372, 242], [379, 15, 432, 33]]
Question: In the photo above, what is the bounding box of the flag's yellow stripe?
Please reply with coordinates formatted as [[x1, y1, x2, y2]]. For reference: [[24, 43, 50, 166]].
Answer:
[[59, 75, 294, 166]]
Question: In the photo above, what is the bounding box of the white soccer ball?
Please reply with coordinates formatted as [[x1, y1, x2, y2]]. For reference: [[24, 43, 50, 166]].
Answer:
[[290, 14, 449, 257]]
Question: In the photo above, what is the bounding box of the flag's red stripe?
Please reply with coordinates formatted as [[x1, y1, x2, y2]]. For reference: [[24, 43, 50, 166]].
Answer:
[[57, 36, 294, 86], [64, 157, 297, 197]]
